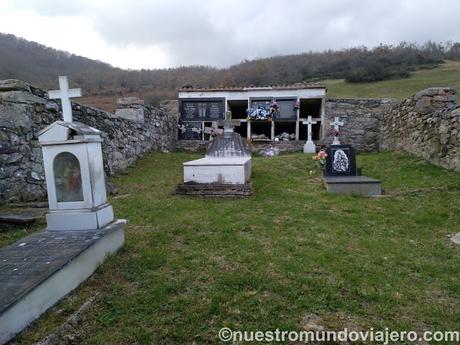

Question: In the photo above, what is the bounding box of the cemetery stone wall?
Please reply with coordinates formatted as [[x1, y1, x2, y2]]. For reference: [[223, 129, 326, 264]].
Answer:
[[381, 87, 460, 171], [324, 98, 399, 151], [0, 80, 178, 202]]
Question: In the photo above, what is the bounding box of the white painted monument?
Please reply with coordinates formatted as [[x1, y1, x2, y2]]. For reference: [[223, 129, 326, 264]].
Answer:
[[0, 77, 125, 345], [302, 116, 318, 153], [330, 116, 344, 145], [183, 112, 252, 184], [39, 76, 114, 230]]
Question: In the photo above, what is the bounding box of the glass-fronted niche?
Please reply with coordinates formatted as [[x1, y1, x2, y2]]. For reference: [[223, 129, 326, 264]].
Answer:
[[53, 152, 84, 202], [247, 98, 298, 121], [178, 98, 225, 140]]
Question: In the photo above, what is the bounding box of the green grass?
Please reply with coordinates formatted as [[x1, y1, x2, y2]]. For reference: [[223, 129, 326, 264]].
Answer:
[[5, 151, 460, 344], [324, 60, 460, 100]]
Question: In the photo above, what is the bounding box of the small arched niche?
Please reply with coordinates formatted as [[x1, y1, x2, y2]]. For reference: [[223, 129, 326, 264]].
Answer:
[[53, 152, 84, 202]]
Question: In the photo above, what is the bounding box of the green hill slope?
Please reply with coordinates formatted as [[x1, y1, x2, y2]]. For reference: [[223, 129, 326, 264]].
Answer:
[[324, 60, 460, 100]]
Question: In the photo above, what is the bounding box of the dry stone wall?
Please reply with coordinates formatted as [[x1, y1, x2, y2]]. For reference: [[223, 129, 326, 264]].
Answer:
[[0, 80, 178, 202], [381, 87, 460, 171], [324, 98, 399, 151]]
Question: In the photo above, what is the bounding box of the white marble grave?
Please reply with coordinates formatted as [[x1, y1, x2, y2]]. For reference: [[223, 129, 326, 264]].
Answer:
[[183, 112, 252, 185]]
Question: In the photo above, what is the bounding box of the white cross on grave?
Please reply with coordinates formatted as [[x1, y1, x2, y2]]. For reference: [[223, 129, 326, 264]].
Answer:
[[330, 116, 344, 145], [302, 115, 319, 153], [47, 76, 81, 123]]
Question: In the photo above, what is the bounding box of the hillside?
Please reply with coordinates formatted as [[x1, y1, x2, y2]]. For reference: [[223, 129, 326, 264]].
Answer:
[[1, 33, 459, 111], [79, 61, 460, 111], [325, 60, 460, 100]]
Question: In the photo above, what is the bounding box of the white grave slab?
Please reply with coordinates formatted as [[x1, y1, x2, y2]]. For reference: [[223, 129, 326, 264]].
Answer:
[[183, 157, 251, 184]]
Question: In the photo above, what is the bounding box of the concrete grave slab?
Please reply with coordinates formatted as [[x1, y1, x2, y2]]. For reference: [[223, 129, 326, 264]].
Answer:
[[322, 176, 382, 196], [0, 220, 125, 345]]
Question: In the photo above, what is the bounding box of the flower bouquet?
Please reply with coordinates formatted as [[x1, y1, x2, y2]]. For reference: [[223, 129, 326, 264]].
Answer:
[[246, 101, 279, 121], [312, 149, 327, 170]]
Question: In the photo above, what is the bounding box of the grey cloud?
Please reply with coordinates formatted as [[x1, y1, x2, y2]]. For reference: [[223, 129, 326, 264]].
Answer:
[[12, 0, 460, 68]]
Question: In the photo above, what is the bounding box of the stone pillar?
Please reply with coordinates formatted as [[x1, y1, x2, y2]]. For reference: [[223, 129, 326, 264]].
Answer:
[[114, 97, 145, 122]]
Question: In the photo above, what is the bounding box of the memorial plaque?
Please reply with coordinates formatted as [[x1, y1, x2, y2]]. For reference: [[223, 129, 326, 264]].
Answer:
[[180, 98, 225, 121], [324, 144, 357, 177], [276, 99, 297, 120], [180, 122, 202, 140]]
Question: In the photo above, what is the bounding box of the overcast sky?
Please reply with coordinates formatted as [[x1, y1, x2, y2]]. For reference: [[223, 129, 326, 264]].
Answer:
[[1, 0, 459, 70]]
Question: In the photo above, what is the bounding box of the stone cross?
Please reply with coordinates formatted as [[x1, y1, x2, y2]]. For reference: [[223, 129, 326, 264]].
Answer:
[[330, 116, 344, 145], [48, 76, 81, 123], [302, 116, 318, 143], [302, 116, 318, 153]]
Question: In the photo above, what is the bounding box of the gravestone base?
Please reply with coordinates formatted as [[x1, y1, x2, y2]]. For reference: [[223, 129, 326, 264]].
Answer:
[[0, 220, 125, 344], [322, 176, 382, 196], [46, 203, 114, 231], [303, 141, 316, 153], [175, 182, 252, 197]]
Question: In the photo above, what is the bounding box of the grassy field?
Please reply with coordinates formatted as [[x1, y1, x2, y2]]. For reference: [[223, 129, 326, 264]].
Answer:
[[324, 60, 460, 100], [4, 151, 460, 344]]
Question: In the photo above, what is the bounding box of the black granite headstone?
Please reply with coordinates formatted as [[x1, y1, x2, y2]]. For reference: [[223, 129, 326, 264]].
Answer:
[[324, 144, 357, 176]]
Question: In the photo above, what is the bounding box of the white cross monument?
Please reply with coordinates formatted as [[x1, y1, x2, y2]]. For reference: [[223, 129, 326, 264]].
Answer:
[[47, 76, 81, 123], [302, 116, 318, 153], [330, 116, 344, 145]]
